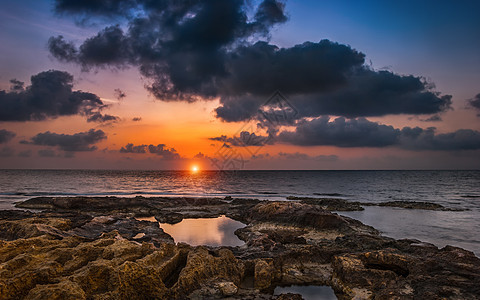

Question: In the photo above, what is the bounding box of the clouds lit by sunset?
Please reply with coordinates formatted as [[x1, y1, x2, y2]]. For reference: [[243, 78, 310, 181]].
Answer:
[[1, 0, 480, 169]]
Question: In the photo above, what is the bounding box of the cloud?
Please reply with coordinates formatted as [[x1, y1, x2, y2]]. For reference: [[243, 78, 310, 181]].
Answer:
[[278, 117, 480, 151], [148, 144, 180, 160], [0, 129, 16, 144], [86, 112, 120, 123], [50, 1, 450, 122], [120, 143, 147, 153], [278, 116, 400, 147], [119, 143, 180, 159], [132, 117, 142, 122], [216, 67, 452, 122], [114, 88, 126, 100], [193, 152, 205, 159], [0, 70, 118, 122], [422, 115, 442, 122], [467, 93, 480, 116], [49, 0, 287, 101], [23, 129, 107, 152], [399, 127, 480, 151], [209, 131, 272, 147]]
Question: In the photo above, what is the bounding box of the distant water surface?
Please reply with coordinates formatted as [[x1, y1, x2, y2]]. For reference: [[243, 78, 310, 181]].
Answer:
[[0, 170, 479, 254]]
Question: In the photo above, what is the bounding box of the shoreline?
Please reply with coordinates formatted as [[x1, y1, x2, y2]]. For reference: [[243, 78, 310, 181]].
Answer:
[[1, 196, 479, 299]]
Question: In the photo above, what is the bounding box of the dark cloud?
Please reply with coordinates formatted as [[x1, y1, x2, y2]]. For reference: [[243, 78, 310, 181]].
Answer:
[[422, 115, 442, 122], [0, 70, 118, 122], [193, 152, 205, 159], [114, 88, 126, 100], [0, 147, 14, 157], [209, 131, 272, 147], [86, 112, 120, 123], [120, 143, 147, 153], [118, 143, 180, 159], [467, 93, 480, 116], [278, 117, 480, 151], [132, 117, 142, 122], [0, 129, 16, 144], [216, 68, 452, 122], [279, 117, 400, 147], [9, 79, 24, 92], [49, 0, 288, 101], [50, 1, 450, 121], [38, 149, 57, 157], [399, 127, 480, 151], [23, 129, 107, 152], [148, 144, 180, 160]]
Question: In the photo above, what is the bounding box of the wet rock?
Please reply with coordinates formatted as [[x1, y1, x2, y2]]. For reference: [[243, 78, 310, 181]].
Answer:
[[217, 281, 238, 296], [374, 200, 464, 211], [287, 196, 364, 211]]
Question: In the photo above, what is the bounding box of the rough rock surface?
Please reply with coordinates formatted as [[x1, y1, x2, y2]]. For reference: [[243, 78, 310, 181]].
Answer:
[[0, 196, 477, 299]]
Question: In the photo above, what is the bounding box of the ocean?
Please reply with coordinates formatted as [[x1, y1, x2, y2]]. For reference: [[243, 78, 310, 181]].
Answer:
[[1, 169, 479, 255]]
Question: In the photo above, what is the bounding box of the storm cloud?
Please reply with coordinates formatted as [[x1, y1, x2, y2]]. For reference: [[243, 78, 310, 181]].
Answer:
[[0, 70, 118, 122], [23, 129, 107, 152], [0, 129, 16, 144], [278, 117, 480, 151], [50, 1, 451, 121]]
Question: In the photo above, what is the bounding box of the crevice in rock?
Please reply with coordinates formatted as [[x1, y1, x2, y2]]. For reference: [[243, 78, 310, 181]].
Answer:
[[163, 251, 188, 288], [240, 260, 255, 289], [365, 263, 409, 277]]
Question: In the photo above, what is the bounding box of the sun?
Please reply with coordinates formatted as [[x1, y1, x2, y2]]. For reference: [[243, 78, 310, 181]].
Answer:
[[191, 165, 199, 172]]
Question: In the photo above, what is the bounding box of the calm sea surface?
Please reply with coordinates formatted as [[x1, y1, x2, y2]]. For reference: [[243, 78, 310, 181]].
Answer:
[[0, 170, 479, 255]]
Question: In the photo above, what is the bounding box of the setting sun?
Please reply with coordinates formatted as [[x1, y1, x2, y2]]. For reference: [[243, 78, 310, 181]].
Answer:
[[191, 165, 199, 172]]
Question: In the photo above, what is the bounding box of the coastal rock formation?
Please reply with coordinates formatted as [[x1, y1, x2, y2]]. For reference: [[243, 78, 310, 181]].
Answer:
[[0, 197, 478, 299]]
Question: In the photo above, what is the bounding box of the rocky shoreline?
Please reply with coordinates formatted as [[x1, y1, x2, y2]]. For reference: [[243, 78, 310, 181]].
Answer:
[[0, 196, 479, 299]]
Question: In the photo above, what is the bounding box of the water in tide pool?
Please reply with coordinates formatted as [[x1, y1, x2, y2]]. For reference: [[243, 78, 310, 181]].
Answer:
[[0, 170, 479, 255]]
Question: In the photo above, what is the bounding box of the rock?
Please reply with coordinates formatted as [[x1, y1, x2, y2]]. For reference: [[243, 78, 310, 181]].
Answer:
[[26, 281, 86, 300], [155, 212, 184, 224], [3, 196, 480, 299], [276, 293, 303, 300], [331, 246, 480, 299], [286, 196, 364, 211], [172, 247, 244, 297], [254, 259, 275, 290], [217, 281, 238, 296], [374, 200, 464, 211]]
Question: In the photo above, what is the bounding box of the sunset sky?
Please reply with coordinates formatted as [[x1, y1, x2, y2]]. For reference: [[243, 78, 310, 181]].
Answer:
[[1, 0, 479, 170]]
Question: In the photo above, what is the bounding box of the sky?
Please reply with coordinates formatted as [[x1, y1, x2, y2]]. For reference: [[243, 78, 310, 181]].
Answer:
[[0, 0, 479, 170]]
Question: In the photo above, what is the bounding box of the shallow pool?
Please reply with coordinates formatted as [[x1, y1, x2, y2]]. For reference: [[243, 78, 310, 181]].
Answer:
[[137, 215, 246, 247]]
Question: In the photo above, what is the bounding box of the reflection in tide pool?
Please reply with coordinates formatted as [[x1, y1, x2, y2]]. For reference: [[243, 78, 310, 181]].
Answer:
[[160, 215, 246, 247], [274, 285, 337, 300]]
